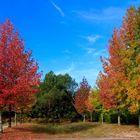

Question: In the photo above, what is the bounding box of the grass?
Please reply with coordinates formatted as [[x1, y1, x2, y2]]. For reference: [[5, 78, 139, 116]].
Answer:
[[1, 122, 140, 139], [23, 122, 97, 134]]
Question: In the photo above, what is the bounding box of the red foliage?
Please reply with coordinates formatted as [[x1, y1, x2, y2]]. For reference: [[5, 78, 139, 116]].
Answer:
[[0, 19, 41, 109], [98, 29, 127, 109], [74, 77, 91, 114], [85, 93, 94, 113]]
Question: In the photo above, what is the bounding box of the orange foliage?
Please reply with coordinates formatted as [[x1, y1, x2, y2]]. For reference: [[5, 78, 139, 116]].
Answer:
[[98, 7, 140, 113]]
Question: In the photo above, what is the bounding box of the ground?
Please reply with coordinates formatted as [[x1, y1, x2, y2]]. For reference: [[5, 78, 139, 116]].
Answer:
[[0, 122, 140, 140]]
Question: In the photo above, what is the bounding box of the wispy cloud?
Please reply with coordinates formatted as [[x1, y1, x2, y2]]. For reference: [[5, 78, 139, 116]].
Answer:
[[92, 49, 106, 57], [86, 47, 96, 54], [79, 34, 102, 55], [56, 63, 75, 74], [51, 1, 65, 17], [85, 47, 106, 57], [73, 7, 125, 22], [55, 63, 99, 86], [84, 35, 101, 44], [62, 49, 71, 54]]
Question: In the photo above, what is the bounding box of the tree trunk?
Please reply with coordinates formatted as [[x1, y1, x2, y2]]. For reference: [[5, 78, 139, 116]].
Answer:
[[15, 112, 17, 126], [20, 109, 24, 124], [0, 111, 3, 133], [83, 114, 85, 122], [118, 114, 120, 126], [138, 114, 140, 128], [90, 112, 92, 122], [101, 113, 104, 125], [8, 105, 12, 127]]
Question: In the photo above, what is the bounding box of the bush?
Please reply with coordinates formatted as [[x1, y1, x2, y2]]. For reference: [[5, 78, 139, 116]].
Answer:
[[104, 113, 111, 123]]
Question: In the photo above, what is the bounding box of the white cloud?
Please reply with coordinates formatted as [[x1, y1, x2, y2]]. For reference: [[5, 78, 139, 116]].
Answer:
[[86, 47, 96, 54], [79, 34, 104, 55], [74, 7, 125, 22], [51, 1, 65, 17], [56, 63, 75, 75], [84, 35, 101, 44], [62, 49, 71, 54], [92, 49, 106, 57], [85, 48, 107, 57], [55, 63, 100, 86]]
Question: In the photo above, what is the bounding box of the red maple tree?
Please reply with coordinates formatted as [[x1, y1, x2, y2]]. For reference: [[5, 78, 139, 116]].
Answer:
[[74, 77, 90, 122], [0, 19, 41, 127]]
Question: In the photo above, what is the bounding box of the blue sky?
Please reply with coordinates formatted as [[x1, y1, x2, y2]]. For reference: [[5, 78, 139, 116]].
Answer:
[[0, 0, 140, 86]]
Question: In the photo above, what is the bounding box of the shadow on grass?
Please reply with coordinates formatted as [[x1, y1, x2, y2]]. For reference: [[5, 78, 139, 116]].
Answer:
[[13, 122, 99, 134]]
